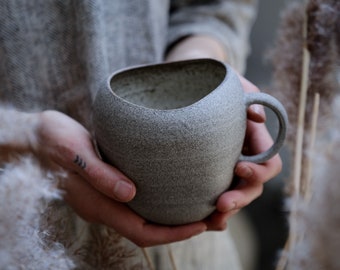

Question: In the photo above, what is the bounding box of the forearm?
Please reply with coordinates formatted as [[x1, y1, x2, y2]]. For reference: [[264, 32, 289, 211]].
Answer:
[[165, 35, 228, 62]]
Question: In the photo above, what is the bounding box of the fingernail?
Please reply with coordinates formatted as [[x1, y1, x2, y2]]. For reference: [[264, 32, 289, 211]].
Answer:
[[114, 180, 134, 201], [251, 104, 265, 118], [235, 164, 253, 178], [251, 104, 264, 114]]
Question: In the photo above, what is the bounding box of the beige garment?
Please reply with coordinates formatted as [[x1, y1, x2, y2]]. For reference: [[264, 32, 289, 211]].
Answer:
[[144, 212, 257, 270], [149, 231, 242, 270]]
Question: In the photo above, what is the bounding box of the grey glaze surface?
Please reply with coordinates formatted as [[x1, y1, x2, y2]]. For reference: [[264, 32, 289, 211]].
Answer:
[[92, 59, 288, 225]]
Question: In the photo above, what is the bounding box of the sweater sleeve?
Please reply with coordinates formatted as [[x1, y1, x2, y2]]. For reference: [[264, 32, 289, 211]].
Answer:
[[0, 105, 39, 158], [168, 0, 258, 74]]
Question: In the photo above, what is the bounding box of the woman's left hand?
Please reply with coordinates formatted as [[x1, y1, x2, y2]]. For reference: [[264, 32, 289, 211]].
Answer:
[[204, 76, 283, 230], [166, 35, 283, 231]]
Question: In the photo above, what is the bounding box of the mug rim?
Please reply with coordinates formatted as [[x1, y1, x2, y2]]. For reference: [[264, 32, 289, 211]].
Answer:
[[104, 58, 231, 113]]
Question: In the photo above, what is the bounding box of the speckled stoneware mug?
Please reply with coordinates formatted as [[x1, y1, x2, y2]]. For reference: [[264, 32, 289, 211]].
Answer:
[[92, 59, 288, 225]]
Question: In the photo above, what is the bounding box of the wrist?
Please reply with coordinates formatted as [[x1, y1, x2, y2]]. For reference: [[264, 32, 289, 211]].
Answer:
[[0, 108, 40, 154], [165, 35, 228, 62]]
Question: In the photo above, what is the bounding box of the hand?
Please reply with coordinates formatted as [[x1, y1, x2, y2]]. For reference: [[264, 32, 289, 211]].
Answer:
[[32, 110, 207, 246], [166, 35, 282, 230], [204, 76, 283, 230]]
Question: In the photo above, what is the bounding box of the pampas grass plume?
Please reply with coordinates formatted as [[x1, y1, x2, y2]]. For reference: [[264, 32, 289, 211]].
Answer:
[[286, 96, 340, 270], [0, 156, 75, 270], [270, 0, 339, 145]]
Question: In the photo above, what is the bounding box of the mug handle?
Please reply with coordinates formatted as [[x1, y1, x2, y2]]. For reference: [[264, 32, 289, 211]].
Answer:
[[239, 92, 288, 163]]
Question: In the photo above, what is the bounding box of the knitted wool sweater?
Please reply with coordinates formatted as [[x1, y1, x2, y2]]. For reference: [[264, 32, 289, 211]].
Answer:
[[0, 0, 255, 125], [0, 1, 257, 269]]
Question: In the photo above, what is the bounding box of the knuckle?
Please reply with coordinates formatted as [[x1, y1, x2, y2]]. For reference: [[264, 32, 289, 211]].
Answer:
[[86, 166, 103, 183]]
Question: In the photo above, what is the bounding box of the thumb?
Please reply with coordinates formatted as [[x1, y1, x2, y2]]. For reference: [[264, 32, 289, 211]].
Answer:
[[236, 74, 266, 123], [247, 104, 266, 123]]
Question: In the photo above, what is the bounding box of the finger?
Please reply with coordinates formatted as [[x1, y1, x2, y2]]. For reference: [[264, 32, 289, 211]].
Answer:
[[61, 171, 112, 223], [203, 211, 230, 231], [58, 135, 136, 202], [63, 172, 141, 228], [237, 75, 266, 122], [62, 173, 207, 247], [81, 150, 136, 202], [235, 155, 282, 184], [204, 211, 228, 231], [248, 105, 266, 123], [237, 75, 260, 94], [93, 193, 207, 247], [215, 180, 264, 213], [203, 208, 242, 231], [242, 122, 282, 178], [244, 121, 274, 154], [98, 196, 207, 247], [239, 121, 282, 182]]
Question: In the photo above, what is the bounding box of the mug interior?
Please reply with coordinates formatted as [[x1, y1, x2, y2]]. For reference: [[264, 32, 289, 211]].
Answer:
[[109, 59, 226, 110]]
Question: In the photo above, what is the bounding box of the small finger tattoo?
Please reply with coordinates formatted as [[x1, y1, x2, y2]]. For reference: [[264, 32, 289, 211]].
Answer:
[[74, 155, 86, 169]]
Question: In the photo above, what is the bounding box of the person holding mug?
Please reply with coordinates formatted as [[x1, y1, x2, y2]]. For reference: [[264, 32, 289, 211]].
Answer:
[[0, 0, 282, 269]]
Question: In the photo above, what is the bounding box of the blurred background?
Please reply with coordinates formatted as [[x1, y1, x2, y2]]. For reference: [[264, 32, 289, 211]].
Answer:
[[242, 0, 294, 269]]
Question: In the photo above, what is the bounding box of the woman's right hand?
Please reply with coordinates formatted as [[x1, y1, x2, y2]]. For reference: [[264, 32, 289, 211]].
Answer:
[[27, 110, 207, 247]]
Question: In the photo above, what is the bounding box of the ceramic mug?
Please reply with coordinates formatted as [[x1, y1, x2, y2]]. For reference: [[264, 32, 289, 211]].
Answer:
[[92, 59, 288, 225]]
